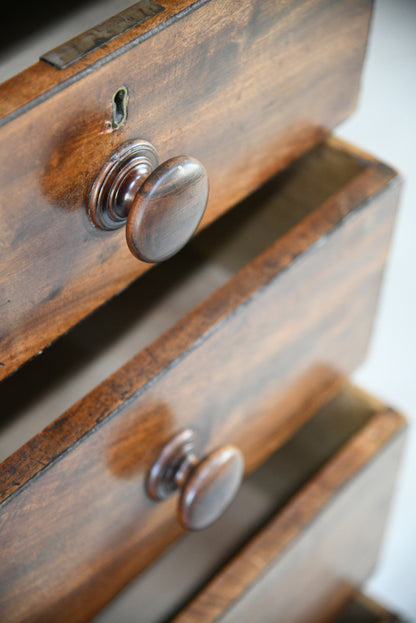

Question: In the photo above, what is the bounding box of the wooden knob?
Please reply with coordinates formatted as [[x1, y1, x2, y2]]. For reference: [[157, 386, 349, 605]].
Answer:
[[147, 430, 244, 531], [88, 140, 208, 263]]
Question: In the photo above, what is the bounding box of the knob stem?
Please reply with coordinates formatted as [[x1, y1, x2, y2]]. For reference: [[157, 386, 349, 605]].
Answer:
[[147, 429, 197, 501], [112, 161, 154, 219], [174, 453, 199, 489], [89, 140, 159, 230]]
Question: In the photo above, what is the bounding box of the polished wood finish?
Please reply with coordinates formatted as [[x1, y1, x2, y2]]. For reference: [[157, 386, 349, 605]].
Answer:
[[0, 0, 374, 378], [0, 140, 401, 623], [91, 385, 406, 623], [178, 445, 244, 532], [174, 394, 406, 623], [126, 155, 208, 263], [147, 429, 244, 531], [88, 139, 160, 230], [89, 139, 208, 263], [3, 139, 382, 462], [0, 138, 401, 495]]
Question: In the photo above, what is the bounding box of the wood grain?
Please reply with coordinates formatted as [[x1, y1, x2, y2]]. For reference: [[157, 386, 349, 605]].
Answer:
[[0, 0, 374, 378], [92, 385, 402, 623], [0, 141, 400, 623], [175, 403, 406, 623], [0, 1, 207, 119]]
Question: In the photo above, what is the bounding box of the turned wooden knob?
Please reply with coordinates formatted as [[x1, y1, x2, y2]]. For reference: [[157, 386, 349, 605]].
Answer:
[[147, 430, 244, 531], [88, 140, 209, 263]]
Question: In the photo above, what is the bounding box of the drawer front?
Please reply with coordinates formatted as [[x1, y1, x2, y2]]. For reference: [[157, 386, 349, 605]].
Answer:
[[89, 386, 406, 623], [174, 387, 406, 623], [0, 139, 400, 623], [0, 0, 374, 379]]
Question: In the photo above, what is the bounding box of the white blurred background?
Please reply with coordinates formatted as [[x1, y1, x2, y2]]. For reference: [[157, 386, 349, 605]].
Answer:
[[337, 0, 416, 618]]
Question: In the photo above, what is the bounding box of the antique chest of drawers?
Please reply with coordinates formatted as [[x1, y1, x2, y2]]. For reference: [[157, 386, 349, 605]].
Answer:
[[0, 1, 406, 622]]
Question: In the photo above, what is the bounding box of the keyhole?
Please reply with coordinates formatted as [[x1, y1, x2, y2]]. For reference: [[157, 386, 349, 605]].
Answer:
[[112, 86, 128, 129]]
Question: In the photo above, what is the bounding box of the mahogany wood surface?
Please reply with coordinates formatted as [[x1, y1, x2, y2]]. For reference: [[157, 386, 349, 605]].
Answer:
[[93, 385, 403, 623], [2, 139, 381, 461], [0, 141, 400, 623], [174, 398, 406, 623], [0, 0, 374, 379]]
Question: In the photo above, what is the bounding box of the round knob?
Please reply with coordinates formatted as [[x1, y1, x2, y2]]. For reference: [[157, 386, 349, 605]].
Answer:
[[147, 429, 244, 531], [88, 140, 209, 263]]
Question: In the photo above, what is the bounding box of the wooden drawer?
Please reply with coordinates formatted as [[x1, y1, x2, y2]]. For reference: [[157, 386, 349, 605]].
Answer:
[[0, 138, 400, 622], [92, 385, 406, 623], [0, 0, 374, 379]]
